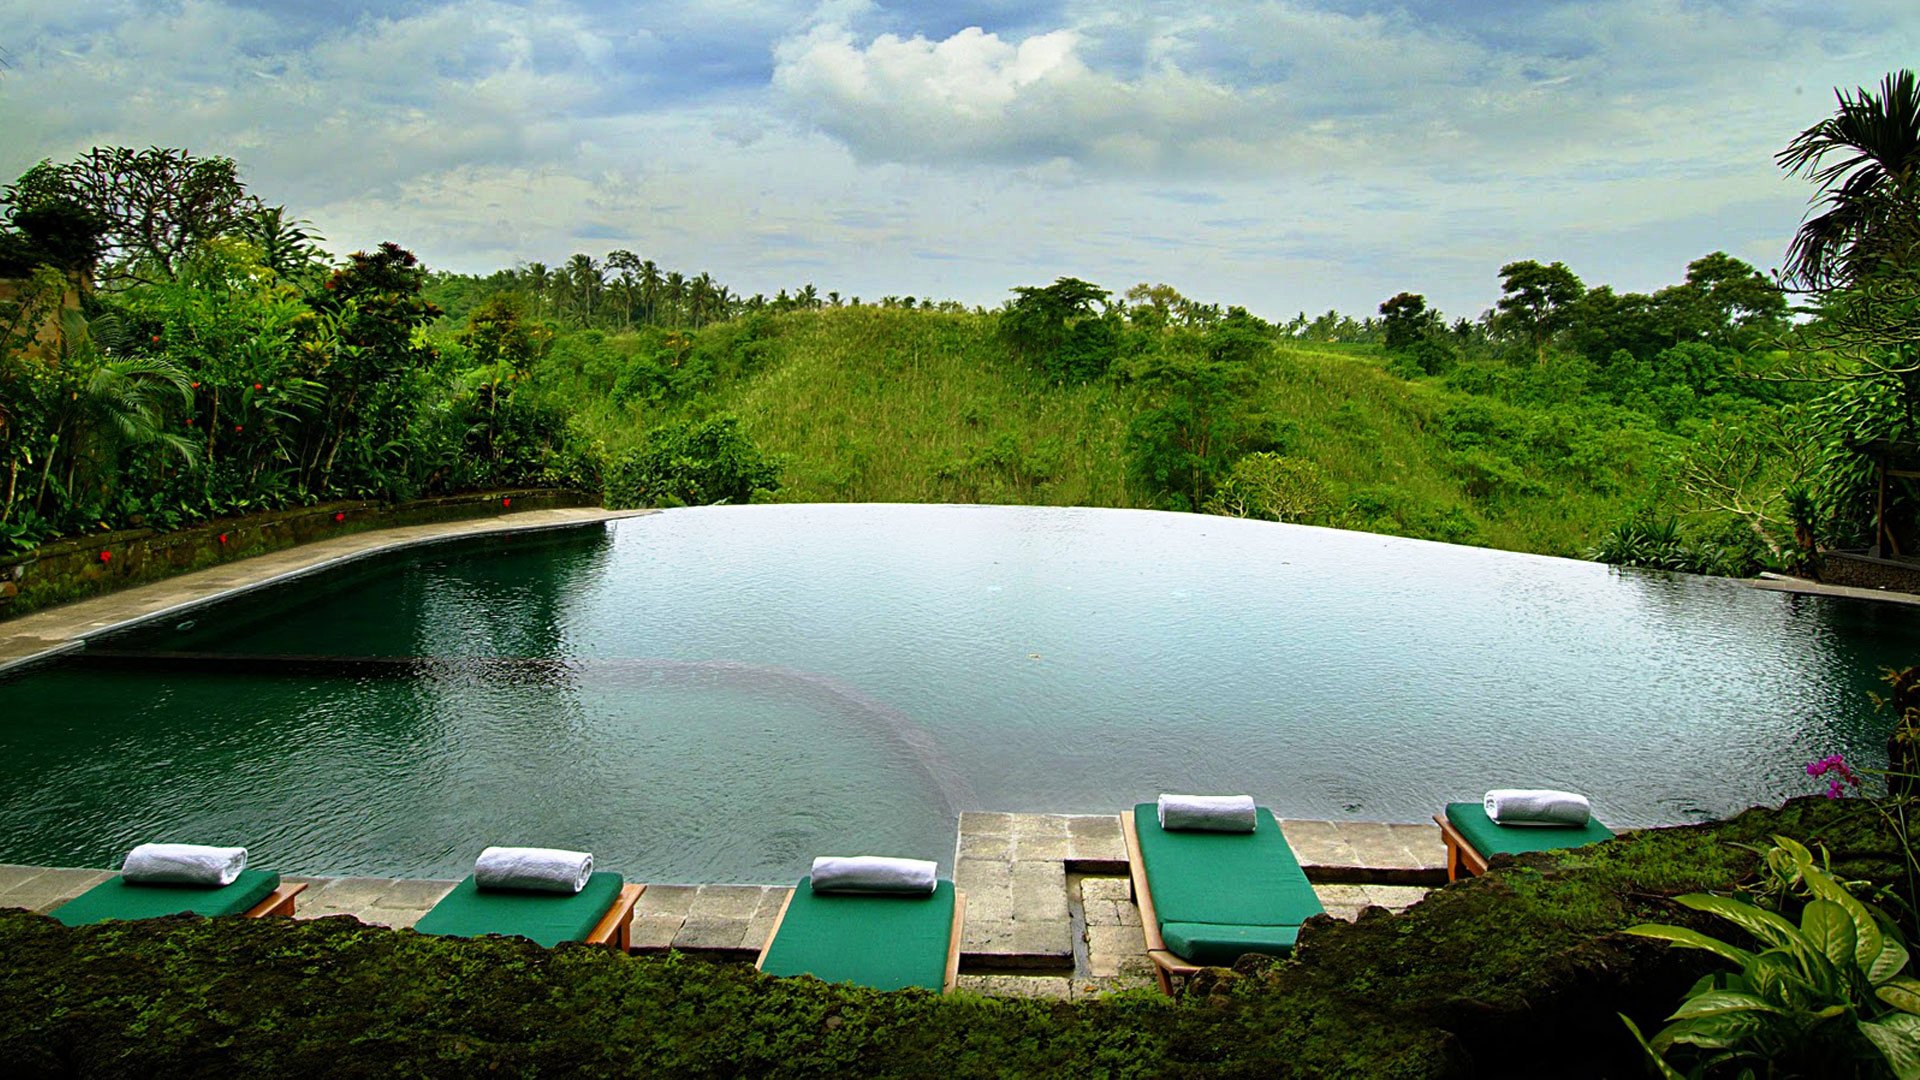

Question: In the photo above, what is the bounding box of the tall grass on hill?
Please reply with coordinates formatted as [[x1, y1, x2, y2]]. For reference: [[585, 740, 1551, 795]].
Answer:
[[734, 308, 1134, 507], [509, 306, 1698, 561]]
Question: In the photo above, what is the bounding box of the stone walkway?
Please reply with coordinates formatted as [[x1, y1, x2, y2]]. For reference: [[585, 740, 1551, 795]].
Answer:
[[0, 507, 654, 674], [0, 812, 1447, 1000], [1747, 571, 1920, 608]]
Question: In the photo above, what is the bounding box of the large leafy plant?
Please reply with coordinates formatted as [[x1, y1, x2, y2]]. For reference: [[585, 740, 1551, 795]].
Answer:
[[1621, 837, 1920, 1078]]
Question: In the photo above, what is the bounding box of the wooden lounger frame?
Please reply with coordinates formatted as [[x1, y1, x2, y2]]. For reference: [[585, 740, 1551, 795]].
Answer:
[[1119, 809, 1204, 996], [753, 886, 967, 993], [1432, 815, 1489, 882], [242, 881, 309, 918], [591, 883, 647, 950]]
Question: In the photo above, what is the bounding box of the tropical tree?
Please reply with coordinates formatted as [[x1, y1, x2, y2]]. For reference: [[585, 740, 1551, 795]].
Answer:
[[1379, 291, 1439, 351], [566, 253, 603, 323], [239, 206, 326, 281], [1001, 277, 1115, 382], [605, 249, 641, 327], [1778, 70, 1920, 291], [639, 259, 662, 324], [1493, 260, 1586, 364], [1774, 71, 1920, 549], [7, 147, 263, 284]]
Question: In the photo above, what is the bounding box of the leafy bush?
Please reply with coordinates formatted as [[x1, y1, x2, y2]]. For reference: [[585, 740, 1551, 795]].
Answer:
[[1623, 837, 1920, 1079], [604, 414, 781, 508], [1205, 453, 1337, 523]]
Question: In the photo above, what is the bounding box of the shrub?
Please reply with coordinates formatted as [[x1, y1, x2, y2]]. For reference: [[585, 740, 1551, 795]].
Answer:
[[604, 414, 781, 508], [1205, 453, 1337, 523], [1623, 837, 1920, 1079]]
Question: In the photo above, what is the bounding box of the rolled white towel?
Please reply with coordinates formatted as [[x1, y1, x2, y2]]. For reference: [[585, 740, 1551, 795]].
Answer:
[[121, 843, 247, 887], [809, 855, 938, 895], [1158, 793, 1258, 833], [1484, 789, 1592, 827], [474, 846, 593, 894]]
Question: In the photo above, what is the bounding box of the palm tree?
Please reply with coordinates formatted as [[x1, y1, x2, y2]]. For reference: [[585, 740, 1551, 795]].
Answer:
[[565, 254, 602, 324], [522, 262, 551, 315], [605, 250, 641, 327], [240, 206, 326, 280], [664, 271, 686, 326], [692, 272, 727, 327], [1778, 70, 1920, 290], [639, 260, 662, 325]]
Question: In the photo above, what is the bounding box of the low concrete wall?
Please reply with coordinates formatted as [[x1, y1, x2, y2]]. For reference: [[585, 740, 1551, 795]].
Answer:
[[1821, 550, 1920, 594], [0, 489, 596, 619]]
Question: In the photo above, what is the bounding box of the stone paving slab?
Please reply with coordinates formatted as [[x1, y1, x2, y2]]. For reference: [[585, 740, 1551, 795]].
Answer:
[[1279, 818, 1448, 885], [289, 875, 458, 930], [957, 811, 1127, 872], [0, 865, 114, 914], [955, 814, 1080, 971], [0, 507, 655, 673], [630, 884, 792, 961]]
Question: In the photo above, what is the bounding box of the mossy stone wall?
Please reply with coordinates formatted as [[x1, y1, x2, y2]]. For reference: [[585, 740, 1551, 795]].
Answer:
[[0, 488, 596, 619]]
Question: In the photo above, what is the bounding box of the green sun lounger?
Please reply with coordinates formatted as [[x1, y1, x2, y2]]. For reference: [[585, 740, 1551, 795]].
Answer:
[[1122, 804, 1324, 993], [756, 878, 964, 992], [1435, 802, 1616, 880], [48, 869, 303, 926], [412, 872, 644, 949]]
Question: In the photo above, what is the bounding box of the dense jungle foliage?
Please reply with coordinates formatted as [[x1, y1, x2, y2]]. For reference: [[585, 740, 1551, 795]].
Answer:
[[2, 71, 1916, 578]]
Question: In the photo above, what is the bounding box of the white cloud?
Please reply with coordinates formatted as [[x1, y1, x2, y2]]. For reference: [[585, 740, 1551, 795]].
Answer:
[[1, 0, 1917, 320]]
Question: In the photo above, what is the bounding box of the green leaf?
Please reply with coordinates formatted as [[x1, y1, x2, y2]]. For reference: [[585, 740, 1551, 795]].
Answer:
[[1859, 1013, 1920, 1080], [1747, 951, 1823, 1010], [1803, 865, 1887, 976], [1803, 900, 1859, 972], [1665, 1011, 1781, 1051], [1771, 834, 1815, 870], [1880, 977, 1920, 1016], [1679, 894, 1806, 954], [1619, 1014, 1690, 1080], [1625, 923, 1754, 968], [1872, 922, 1914, 987], [1671, 990, 1783, 1021]]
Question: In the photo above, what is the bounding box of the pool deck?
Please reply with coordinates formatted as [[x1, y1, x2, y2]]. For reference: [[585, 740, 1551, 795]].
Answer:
[[0, 812, 1446, 1001], [1746, 571, 1920, 608], [0, 506, 655, 675]]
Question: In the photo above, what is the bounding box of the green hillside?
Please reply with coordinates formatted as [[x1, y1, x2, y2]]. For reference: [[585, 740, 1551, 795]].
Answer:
[[517, 304, 1706, 562]]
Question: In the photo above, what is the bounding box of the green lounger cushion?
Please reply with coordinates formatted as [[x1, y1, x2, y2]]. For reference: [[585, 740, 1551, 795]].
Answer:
[[49, 869, 281, 926], [759, 878, 955, 992], [1133, 804, 1323, 963], [412, 871, 625, 948], [1161, 922, 1302, 966], [1445, 802, 1615, 859]]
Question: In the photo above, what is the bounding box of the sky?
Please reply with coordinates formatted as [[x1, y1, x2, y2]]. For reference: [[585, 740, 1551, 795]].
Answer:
[[1, 1, 1916, 321]]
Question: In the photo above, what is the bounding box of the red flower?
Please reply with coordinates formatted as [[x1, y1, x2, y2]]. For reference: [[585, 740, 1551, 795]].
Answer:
[[99, 551, 111, 563], [217, 533, 228, 544], [190, 381, 200, 389], [150, 335, 161, 343], [333, 512, 346, 522], [185, 418, 195, 426], [233, 424, 244, 433], [253, 383, 263, 390], [502, 497, 511, 507]]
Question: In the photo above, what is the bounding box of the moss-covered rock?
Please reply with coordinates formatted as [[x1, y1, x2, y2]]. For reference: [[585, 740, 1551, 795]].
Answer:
[[0, 797, 1902, 1078]]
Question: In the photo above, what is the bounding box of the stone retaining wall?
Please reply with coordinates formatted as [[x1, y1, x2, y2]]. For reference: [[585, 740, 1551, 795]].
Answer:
[[0, 489, 596, 618], [1821, 549, 1920, 593]]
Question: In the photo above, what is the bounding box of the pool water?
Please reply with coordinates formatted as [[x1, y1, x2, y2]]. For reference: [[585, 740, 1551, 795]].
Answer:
[[3, 504, 1915, 883]]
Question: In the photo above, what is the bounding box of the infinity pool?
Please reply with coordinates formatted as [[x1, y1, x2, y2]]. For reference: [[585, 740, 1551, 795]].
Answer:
[[2, 504, 1915, 883]]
